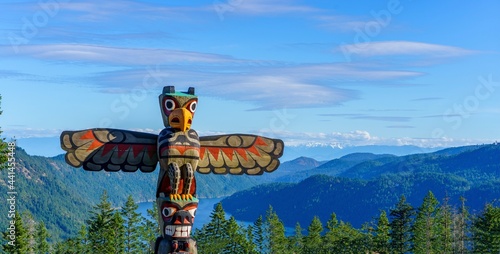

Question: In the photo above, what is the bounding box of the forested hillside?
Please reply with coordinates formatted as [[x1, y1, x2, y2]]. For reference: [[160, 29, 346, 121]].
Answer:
[[222, 144, 500, 228], [276, 153, 395, 182]]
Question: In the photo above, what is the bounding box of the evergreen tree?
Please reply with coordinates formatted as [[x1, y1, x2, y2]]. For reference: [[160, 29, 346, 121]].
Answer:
[[207, 202, 228, 239], [324, 216, 369, 254], [86, 190, 120, 254], [2, 211, 28, 254], [252, 215, 265, 252], [326, 212, 339, 233], [342, 222, 371, 253], [245, 225, 258, 254], [472, 203, 500, 253], [139, 201, 158, 254], [121, 195, 142, 253], [75, 225, 90, 253], [324, 212, 339, 252], [223, 216, 240, 253], [22, 211, 36, 254], [304, 216, 323, 253], [265, 206, 287, 254], [35, 221, 50, 254], [390, 195, 415, 254], [436, 196, 453, 253], [53, 238, 80, 254], [412, 191, 440, 254], [110, 212, 126, 253], [52, 226, 88, 254], [222, 216, 255, 253], [361, 222, 374, 252], [289, 222, 304, 253], [453, 197, 471, 254], [373, 210, 390, 254], [193, 202, 229, 253]]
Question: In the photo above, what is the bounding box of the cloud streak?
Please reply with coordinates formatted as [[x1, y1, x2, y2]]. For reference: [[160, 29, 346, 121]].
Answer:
[[1, 44, 238, 65], [338, 41, 476, 58], [0, 41, 432, 109], [90, 65, 361, 110], [320, 113, 412, 122], [223, 0, 319, 16], [0, 40, 458, 110]]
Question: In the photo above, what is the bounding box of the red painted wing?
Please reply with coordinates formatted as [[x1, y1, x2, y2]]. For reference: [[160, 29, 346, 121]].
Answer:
[[198, 134, 284, 175], [60, 128, 158, 172]]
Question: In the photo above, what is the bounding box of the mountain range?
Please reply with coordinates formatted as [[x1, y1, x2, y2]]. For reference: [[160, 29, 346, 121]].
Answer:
[[221, 144, 500, 228], [3, 142, 499, 241]]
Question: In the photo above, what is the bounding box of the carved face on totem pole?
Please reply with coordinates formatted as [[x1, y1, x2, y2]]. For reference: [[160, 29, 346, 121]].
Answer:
[[60, 86, 285, 254]]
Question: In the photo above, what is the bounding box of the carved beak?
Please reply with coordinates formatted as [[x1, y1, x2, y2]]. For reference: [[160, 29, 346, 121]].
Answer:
[[168, 108, 192, 132]]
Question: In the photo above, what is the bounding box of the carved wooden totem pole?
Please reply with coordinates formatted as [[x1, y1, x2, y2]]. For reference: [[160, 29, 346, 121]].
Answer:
[[60, 86, 284, 254]]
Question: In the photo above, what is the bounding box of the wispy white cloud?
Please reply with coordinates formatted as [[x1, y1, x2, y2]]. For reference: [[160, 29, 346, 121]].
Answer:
[[316, 15, 370, 32], [81, 58, 425, 109], [0, 41, 428, 109], [386, 125, 415, 129], [206, 76, 357, 109], [2, 127, 63, 139], [224, 0, 319, 15], [279, 63, 423, 81], [320, 113, 411, 122], [0, 70, 33, 79], [411, 97, 443, 101], [35, 28, 174, 44], [1, 44, 237, 65], [56, 1, 210, 22], [338, 41, 476, 58], [29, 0, 316, 24]]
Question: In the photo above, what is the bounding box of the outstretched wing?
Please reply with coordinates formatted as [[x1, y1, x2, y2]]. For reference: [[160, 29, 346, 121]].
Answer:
[[198, 134, 284, 175], [60, 128, 158, 172]]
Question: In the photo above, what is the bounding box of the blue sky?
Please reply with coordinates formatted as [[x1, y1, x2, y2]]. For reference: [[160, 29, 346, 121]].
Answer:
[[0, 0, 499, 151]]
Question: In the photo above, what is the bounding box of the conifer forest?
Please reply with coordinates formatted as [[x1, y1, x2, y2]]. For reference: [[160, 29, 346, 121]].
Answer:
[[3, 190, 500, 253]]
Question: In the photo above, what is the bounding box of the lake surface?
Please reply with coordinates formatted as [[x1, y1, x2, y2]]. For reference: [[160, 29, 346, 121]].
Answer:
[[137, 198, 224, 230], [137, 198, 294, 235]]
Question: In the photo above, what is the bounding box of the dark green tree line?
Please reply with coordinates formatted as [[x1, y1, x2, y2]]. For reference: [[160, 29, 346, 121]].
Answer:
[[1, 211, 50, 254], [192, 192, 480, 253], [52, 192, 158, 254], [7, 188, 500, 253]]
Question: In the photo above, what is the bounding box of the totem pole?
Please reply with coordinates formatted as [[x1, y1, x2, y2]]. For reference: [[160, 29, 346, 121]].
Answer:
[[60, 86, 284, 254]]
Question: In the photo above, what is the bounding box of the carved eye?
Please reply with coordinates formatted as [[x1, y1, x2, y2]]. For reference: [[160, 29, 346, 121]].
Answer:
[[162, 207, 177, 218], [164, 99, 176, 111], [188, 101, 197, 113], [187, 208, 197, 218]]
